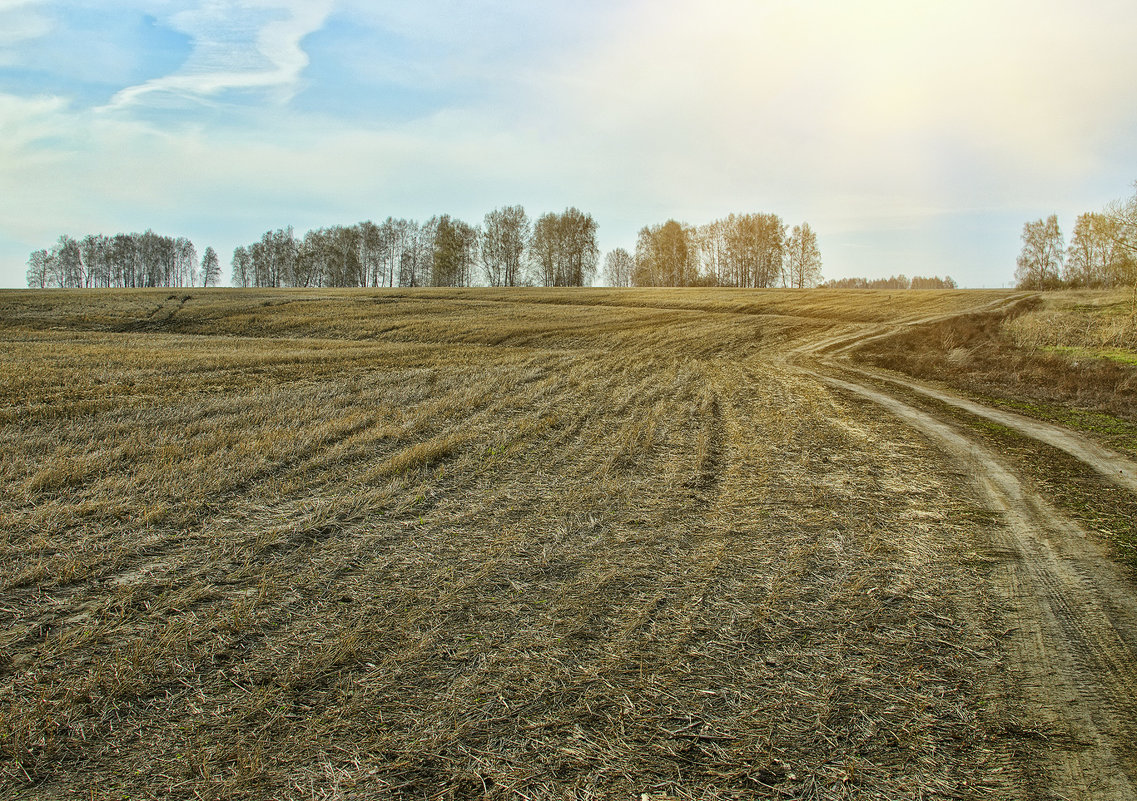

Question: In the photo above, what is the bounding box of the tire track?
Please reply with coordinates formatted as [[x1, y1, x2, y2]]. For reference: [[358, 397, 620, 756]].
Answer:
[[790, 292, 1036, 359], [812, 370, 1137, 800], [835, 363, 1137, 493]]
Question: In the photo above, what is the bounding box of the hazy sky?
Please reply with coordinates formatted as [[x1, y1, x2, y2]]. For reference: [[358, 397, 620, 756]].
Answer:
[[2, 0, 1136, 288]]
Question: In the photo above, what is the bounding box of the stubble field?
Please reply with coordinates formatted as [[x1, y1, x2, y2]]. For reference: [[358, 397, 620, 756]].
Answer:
[[1, 288, 1134, 800]]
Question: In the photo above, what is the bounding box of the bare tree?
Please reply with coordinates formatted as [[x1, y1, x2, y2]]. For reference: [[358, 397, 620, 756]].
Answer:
[[633, 220, 698, 286], [429, 215, 479, 287], [784, 223, 823, 288], [602, 248, 634, 287], [531, 214, 559, 287], [248, 227, 297, 287], [26, 249, 54, 288], [1104, 183, 1137, 311], [328, 225, 363, 287], [174, 237, 197, 287], [358, 220, 383, 287], [55, 235, 84, 288], [231, 246, 252, 288], [27, 231, 206, 289], [110, 234, 139, 288], [1106, 185, 1137, 284], [377, 218, 415, 288], [724, 213, 786, 288], [482, 205, 530, 287], [695, 220, 728, 286], [1015, 215, 1064, 290], [531, 208, 599, 287], [79, 234, 108, 287], [398, 220, 428, 287], [201, 246, 221, 287], [1065, 212, 1123, 288]]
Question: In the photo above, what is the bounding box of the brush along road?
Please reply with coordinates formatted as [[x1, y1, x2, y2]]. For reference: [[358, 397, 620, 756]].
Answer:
[[1, 287, 1135, 800]]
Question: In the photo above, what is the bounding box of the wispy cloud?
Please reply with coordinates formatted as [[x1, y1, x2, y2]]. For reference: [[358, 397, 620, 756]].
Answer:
[[0, 0, 51, 49], [2, 0, 1136, 288], [105, 0, 332, 109]]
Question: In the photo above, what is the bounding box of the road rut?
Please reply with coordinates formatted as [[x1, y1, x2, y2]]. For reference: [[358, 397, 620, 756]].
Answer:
[[796, 301, 1137, 800]]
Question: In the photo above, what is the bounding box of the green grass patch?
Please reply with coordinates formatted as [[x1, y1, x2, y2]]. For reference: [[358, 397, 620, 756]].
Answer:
[[1040, 345, 1137, 366], [977, 394, 1137, 455]]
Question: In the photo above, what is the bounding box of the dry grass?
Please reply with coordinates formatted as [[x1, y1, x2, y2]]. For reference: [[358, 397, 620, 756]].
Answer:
[[852, 290, 1137, 449], [1004, 292, 1137, 358], [1, 288, 1028, 798]]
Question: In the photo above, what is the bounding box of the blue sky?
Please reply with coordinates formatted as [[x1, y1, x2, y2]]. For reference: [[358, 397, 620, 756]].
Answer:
[[2, 0, 1136, 288]]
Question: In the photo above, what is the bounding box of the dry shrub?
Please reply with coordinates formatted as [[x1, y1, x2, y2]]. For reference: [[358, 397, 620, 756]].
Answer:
[[855, 293, 1137, 423]]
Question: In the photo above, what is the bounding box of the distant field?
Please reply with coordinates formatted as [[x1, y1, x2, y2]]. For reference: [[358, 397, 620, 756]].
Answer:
[[2, 288, 1134, 800]]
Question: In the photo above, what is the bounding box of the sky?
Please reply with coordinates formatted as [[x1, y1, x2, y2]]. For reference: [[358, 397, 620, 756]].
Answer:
[[1, 0, 1136, 289]]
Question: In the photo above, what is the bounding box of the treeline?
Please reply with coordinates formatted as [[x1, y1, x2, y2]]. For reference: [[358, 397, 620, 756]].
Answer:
[[25, 207, 829, 291], [230, 207, 599, 289], [26, 232, 220, 289], [822, 275, 958, 290], [1015, 183, 1137, 290], [602, 214, 823, 288]]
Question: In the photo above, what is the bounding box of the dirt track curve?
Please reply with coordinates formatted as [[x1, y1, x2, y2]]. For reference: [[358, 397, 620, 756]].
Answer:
[[795, 297, 1137, 800]]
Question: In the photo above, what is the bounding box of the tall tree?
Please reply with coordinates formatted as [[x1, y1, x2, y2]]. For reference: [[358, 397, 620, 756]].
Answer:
[[26, 231, 201, 289], [56, 235, 84, 288], [722, 213, 786, 288], [295, 229, 326, 287], [201, 246, 221, 287], [1106, 184, 1137, 286], [26, 248, 54, 288], [602, 248, 634, 287], [249, 227, 297, 287], [109, 233, 139, 288], [1104, 184, 1137, 312], [633, 220, 698, 286], [1015, 215, 1064, 290], [398, 220, 428, 287], [429, 215, 478, 287], [231, 246, 252, 288], [174, 237, 197, 287], [358, 220, 383, 287], [482, 205, 530, 287], [784, 223, 823, 288], [558, 207, 599, 287], [79, 234, 108, 287], [695, 220, 729, 286], [531, 213, 559, 287], [531, 208, 599, 287], [1064, 212, 1122, 288], [326, 225, 363, 287], [377, 217, 415, 288]]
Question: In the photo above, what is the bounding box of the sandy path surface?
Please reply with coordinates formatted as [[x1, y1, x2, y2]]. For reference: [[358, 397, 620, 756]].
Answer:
[[840, 364, 1137, 492], [796, 299, 1137, 800]]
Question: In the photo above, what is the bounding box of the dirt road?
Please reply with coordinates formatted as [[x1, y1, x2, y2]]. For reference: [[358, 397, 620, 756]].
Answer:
[[796, 302, 1137, 800]]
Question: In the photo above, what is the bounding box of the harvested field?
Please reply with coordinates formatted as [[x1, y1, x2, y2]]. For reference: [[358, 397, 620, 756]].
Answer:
[[1, 288, 1135, 800]]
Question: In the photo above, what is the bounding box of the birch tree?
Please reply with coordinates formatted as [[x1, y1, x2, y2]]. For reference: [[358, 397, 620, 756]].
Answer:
[[602, 248, 634, 287], [482, 205, 530, 286], [784, 223, 823, 288], [201, 246, 221, 287], [1015, 215, 1064, 290]]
